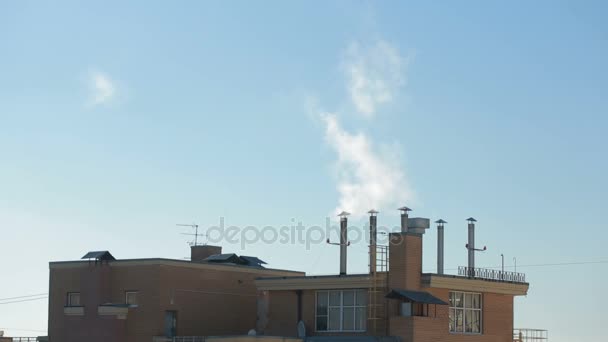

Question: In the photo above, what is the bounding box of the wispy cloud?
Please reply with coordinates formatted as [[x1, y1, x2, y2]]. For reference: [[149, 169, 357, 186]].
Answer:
[[88, 70, 115, 106], [343, 40, 408, 118], [321, 113, 413, 216]]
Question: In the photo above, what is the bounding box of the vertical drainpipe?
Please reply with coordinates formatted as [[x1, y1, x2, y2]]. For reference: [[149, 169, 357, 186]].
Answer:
[[339, 212, 350, 275], [399, 206, 411, 233], [467, 217, 477, 274], [436, 219, 447, 275], [368, 210, 379, 274], [296, 290, 302, 322]]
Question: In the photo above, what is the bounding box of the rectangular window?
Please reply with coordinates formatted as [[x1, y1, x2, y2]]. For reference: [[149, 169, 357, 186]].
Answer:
[[316, 290, 366, 332], [449, 291, 482, 334], [125, 291, 138, 306], [67, 292, 81, 307]]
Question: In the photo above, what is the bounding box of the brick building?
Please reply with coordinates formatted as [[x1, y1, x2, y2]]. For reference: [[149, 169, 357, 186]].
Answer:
[[48, 207, 531, 342], [255, 210, 529, 342], [48, 246, 302, 342]]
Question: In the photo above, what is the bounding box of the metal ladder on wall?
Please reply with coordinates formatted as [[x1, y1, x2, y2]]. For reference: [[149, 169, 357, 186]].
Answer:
[[368, 245, 389, 335]]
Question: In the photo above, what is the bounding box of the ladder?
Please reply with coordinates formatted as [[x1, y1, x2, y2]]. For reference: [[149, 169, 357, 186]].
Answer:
[[368, 245, 388, 335]]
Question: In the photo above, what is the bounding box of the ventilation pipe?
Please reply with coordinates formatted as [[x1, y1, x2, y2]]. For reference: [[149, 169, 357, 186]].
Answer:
[[399, 206, 411, 232], [339, 211, 350, 275], [368, 210, 378, 274], [467, 218, 476, 271], [435, 219, 446, 275], [465, 217, 487, 277]]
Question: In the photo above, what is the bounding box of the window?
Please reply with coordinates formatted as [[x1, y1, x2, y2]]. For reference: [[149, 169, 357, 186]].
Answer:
[[316, 289, 366, 332], [67, 292, 81, 307], [125, 291, 138, 306], [449, 291, 482, 334]]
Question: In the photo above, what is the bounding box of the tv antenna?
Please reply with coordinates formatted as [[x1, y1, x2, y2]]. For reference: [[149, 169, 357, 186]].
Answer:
[[176, 223, 207, 246]]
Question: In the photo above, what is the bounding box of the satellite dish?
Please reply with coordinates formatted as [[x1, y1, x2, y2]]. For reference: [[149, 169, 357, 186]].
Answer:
[[297, 320, 306, 338], [247, 329, 256, 336]]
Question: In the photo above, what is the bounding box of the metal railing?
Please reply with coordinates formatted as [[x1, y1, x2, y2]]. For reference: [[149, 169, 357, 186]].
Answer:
[[514, 328, 548, 341], [458, 266, 526, 283], [172, 337, 206, 342]]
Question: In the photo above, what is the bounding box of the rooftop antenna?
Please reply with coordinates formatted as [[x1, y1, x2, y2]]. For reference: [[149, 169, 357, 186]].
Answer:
[[176, 223, 207, 246]]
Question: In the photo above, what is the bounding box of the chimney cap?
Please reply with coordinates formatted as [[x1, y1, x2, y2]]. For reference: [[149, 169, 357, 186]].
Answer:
[[435, 219, 447, 224], [398, 206, 412, 212], [467, 217, 477, 222], [337, 211, 351, 217], [368, 209, 379, 215]]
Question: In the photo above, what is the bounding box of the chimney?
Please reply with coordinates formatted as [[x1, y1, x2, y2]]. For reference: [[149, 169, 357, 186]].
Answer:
[[368, 210, 378, 274], [399, 206, 411, 232], [388, 207, 430, 290], [435, 219, 447, 275], [339, 211, 350, 275], [191, 245, 222, 262]]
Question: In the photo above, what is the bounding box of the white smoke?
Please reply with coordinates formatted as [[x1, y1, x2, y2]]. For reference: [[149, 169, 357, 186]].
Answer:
[[343, 40, 407, 118], [321, 113, 413, 217]]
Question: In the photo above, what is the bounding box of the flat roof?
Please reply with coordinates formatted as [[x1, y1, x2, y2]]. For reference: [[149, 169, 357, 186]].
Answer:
[[49, 257, 304, 276], [256, 273, 387, 290]]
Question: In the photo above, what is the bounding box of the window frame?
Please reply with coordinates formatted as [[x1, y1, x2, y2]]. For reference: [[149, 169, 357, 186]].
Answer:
[[449, 291, 482, 335], [125, 291, 139, 307], [315, 289, 367, 332], [66, 292, 81, 307]]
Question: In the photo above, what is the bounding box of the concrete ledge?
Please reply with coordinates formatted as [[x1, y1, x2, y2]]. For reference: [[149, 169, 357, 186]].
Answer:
[[63, 306, 84, 316], [98, 305, 128, 319]]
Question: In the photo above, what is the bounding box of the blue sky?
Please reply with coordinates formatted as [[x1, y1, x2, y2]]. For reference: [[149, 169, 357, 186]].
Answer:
[[1, 1, 607, 340]]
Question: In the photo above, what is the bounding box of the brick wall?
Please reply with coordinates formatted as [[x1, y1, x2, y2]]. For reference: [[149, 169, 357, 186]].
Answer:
[[389, 233, 422, 291], [49, 261, 299, 342]]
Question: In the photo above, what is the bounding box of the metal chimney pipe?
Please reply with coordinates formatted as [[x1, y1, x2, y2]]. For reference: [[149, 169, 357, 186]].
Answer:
[[435, 219, 447, 275], [368, 210, 378, 274], [339, 212, 350, 275], [399, 206, 412, 232], [467, 217, 477, 272]]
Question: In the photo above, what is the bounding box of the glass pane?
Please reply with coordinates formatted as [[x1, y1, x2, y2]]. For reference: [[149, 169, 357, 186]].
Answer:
[[316, 316, 328, 331], [472, 310, 481, 333], [329, 291, 341, 306], [449, 292, 455, 307], [465, 293, 472, 309], [355, 307, 366, 331], [343, 307, 355, 331], [317, 292, 328, 306], [69, 293, 80, 306], [355, 289, 367, 306], [449, 308, 455, 332], [455, 309, 464, 332], [472, 294, 481, 309], [343, 290, 355, 306], [317, 292, 328, 315], [465, 309, 473, 333], [454, 292, 464, 308], [329, 308, 341, 331]]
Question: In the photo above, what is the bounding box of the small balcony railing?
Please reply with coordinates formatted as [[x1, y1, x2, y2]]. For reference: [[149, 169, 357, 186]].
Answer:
[[458, 266, 526, 283], [514, 328, 548, 341]]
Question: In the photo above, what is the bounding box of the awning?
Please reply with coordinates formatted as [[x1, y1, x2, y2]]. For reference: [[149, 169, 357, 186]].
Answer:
[[386, 288, 448, 305]]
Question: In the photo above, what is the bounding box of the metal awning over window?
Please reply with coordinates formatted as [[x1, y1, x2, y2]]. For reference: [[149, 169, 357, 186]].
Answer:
[[386, 288, 448, 305]]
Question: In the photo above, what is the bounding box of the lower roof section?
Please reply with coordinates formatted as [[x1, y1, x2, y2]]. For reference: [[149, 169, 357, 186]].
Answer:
[[422, 273, 529, 296]]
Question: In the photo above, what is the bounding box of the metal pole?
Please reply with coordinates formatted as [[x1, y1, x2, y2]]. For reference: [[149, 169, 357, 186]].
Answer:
[[514, 257, 517, 274], [501, 254, 504, 280]]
